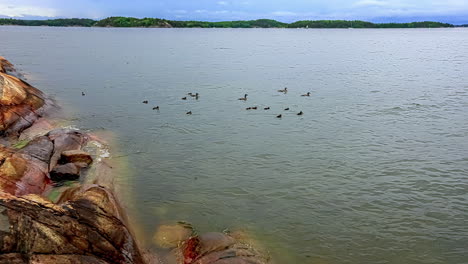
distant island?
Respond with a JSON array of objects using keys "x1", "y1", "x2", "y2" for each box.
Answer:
[{"x1": 0, "y1": 17, "x2": 460, "y2": 28}]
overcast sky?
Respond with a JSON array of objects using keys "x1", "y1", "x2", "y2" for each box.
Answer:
[{"x1": 1, "y1": 0, "x2": 467, "y2": 24}]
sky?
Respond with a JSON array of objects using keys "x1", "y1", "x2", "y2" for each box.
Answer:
[{"x1": 0, "y1": 0, "x2": 467, "y2": 24}]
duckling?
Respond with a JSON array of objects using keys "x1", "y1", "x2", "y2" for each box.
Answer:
[
  {"x1": 252, "y1": 106, "x2": 258, "y2": 110},
  {"x1": 182, "y1": 97, "x2": 187, "y2": 100},
  {"x1": 276, "y1": 114, "x2": 282, "y2": 118},
  {"x1": 153, "y1": 106, "x2": 159, "y2": 110},
  {"x1": 82, "y1": 92, "x2": 85, "y2": 96},
  {"x1": 278, "y1": 87, "x2": 288, "y2": 93},
  {"x1": 186, "y1": 111, "x2": 192, "y2": 115},
  {"x1": 264, "y1": 107, "x2": 270, "y2": 110},
  {"x1": 297, "y1": 111, "x2": 303, "y2": 116},
  {"x1": 142, "y1": 100, "x2": 148, "y2": 104},
  {"x1": 301, "y1": 92, "x2": 311, "y2": 97},
  {"x1": 238, "y1": 94, "x2": 248, "y2": 101},
  {"x1": 284, "y1": 107, "x2": 290, "y2": 111}
]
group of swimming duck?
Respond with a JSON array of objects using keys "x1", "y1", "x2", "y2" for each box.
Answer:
[
  {"x1": 142, "y1": 92, "x2": 198, "y2": 114},
  {"x1": 141, "y1": 87, "x2": 309, "y2": 117},
  {"x1": 239, "y1": 87, "x2": 309, "y2": 118}
]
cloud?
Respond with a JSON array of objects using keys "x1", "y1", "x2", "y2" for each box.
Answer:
[
  {"x1": 353, "y1": 0, "x2": 389, "y2": 7},
  {"x1": 0, "y1": 3, "x2": 58, "y2": 17},
  {"x1": 271, "y1": 11, "x2": 297, "y2": 16},
  {"x1": 1, "y1": 0, "x2": 468, "y2": 24}
]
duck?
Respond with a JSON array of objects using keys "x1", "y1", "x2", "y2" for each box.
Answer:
[
  {"x1": 188, "y1": 92, "x2": 193, "y2": 96},
  {"x1": 186, "y1": 111, "x2": 192, "y2": 115},
  {"x1": 182, "y1": 97, "x2": 187, "y2": 100},
  {"x1": 153, "y1": 106, "x2": 159, "y2": 110},
  {"x1": 278, "y1": 87, "x2": 288, "y2": 93},
  {"x1": 252, "y1": 106, "x2": 258, "y2": 110},
  {"x1": 142, "y1": 100, "x2": 148, "y2": 104},
  {"x1": 301, "y1": 92, "x2": 311, "y2": 97},
  {"x1": 195, "y1": 93, "x2": 199, "y2": 100},
  {"x1": 276, "y1": 114, "x2": 282, "y2": 118},
  {"x1": 246, "y1": 107, "x2": 252, "y2": 110},
  {"x1": 264, "y1": 107, "x2": 270, "y2": 110},
  {"x1": 190, "y1": 93, "x2": 198, "y2": 97},
  {"x1": 81, "y1": 92, "x2": 85, "y2": 96},
  {"x1": 238, "y1": 94, "x2": 248, "y2": 101},
  {"x1": 297, "y1": 111, "x2": 303, "y2": 116},
  {"x1": 284, "y1": 107, "x2": 290, "y2": 111}
]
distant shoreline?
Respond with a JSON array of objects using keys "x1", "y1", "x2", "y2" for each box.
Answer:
[{"x1": 1, "y1": 17, "x2": 466, "y2": 28}]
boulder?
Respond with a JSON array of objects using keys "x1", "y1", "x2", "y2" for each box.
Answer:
[
  {"x1": 47, "y1": 129, "x2": 88, "y2": 169},
  {"x1": 0, "y1": 186, "x2": 145, "y2": 264},
  {"x1": 49, "y1": 163, "x2": 80, "y2": 182},
  {"x1": 60, "y1": 149, "x2": 93, "y2": 166},
  {"x1": 0, "y1": 129, "x2": 88, "y2": 196},
  {"x1": 18, "y1": 136, "x2": 54, "y2": 163},
  {"x1": 0, "y1": 146, "x2": 49, "y2": 196},
  {"x1": 0, "y1": 72, "x2": 45, "y2": 137}
]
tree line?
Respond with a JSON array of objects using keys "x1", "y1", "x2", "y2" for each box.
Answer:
[{"x1": 0, "y1": 17, "x2": 455, "y2": 28}]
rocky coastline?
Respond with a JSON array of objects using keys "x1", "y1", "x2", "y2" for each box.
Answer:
[{"x1": 0, "y1": 57, "x2": 270, "y2": 264}]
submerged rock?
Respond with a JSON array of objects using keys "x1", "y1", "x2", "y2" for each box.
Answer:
[
  {"x1": 0, "y1": 186, "x2": 145, "y2": 264},
  {"x1": 179, "y1": 232, "x2": 269, "y2": 264},
  {"x1": 153, "y1": 223, "x2": 193, "y2": 249}
]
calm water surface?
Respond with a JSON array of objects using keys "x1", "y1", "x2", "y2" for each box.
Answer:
[{"x1": 1, "y1": 26, "x2": 468, "y2": 264}]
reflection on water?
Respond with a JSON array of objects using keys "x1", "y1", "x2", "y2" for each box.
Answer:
[{"x1": 1, "y1": 26, "x2": 468, "y2": 263}]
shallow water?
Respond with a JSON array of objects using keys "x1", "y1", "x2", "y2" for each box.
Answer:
[{"x1": 1, "y1": 26, "x2": 468, "y2": 263}]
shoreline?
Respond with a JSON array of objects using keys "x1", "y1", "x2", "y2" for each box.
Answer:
[
  {"x1": 0, "y1": 17, "x2": 459, "y2": 28},
  {"x1": 0, "y1": 56, "x2": 272, "y2": 264},
  {"x1": 0, "y1": 25, "x2": 464, "y2": 29}
]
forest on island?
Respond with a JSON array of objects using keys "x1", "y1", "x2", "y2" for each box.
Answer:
[{"x1": 0, "y1": 17, "x2": 456, "y2": 28}]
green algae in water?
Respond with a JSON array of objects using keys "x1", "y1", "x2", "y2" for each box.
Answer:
[{"x1": 46, "y1": 181, "x2": 79, "y2": 203}]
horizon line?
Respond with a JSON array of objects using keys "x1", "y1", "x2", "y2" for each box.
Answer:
[{"x1": 1, "y1": 16, "x2": 466, "y2": 26}]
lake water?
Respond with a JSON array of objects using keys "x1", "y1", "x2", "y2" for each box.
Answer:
[{"x1": 1, "y1": 26, "x2": 468, "y2": 264}]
